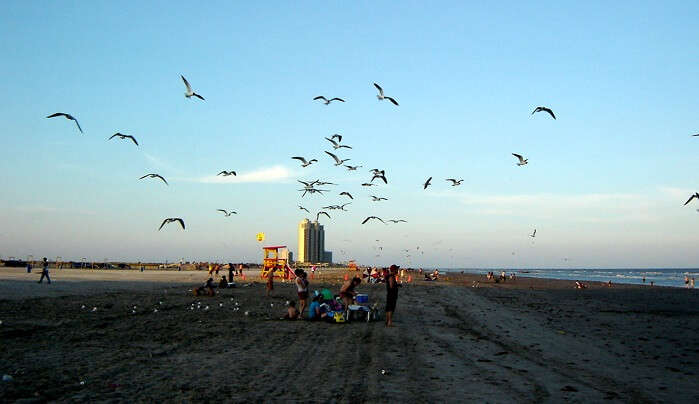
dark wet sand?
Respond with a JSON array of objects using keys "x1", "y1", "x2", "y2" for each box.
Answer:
[{"x1": 0, "y1": 268, "x2": 697, "y2": 402}]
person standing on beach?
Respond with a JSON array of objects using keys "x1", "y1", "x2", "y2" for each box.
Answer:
[
  {"x1": 38, "y1": 257, "x2": 51, "y2": 284},
  {"x1": 385, "y1": 265, "x2": 400, "y2": 327},
  {"x1": 228, "y1": 263, "x2": 234, "y2": 282},
  {"x1": 295, "y1": 270, "x2": 309, "y2": 318}
]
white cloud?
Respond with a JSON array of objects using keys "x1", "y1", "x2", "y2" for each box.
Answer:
[
  {"x1": 142, "y1": 152, "x2": 181, "y2": 174},
  {"x1": 198, "y1": 165, "x2": 296, "y2": 184}
]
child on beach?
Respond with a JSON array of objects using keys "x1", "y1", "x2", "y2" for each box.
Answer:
[
  {"x1": 283, "y1": 301, "x2": 299, "y2": 320},
  {"x1": 340, "y1": 276, "x2": 361, "y2": 308},
  {"x1": 295, "y1": 270, "x2": 309, "y2": 318}
]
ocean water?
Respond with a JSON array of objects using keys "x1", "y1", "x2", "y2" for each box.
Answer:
[{"x1": 448, "y1": 268, "x2": 699, "y2": 288}]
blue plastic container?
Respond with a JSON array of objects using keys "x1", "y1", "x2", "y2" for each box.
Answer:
[{"x1": 356, "y1": 294, "x2": 368, "y2": 304}]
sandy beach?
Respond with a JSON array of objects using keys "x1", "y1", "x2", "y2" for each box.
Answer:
[{"x1": 1, "y1": 267, "x2": 697, "y2": 402}]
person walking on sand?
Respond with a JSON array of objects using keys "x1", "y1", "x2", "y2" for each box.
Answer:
[
  {"x1": 295, "y1": 270, "x2": 309, "y2": 318},
  {"x1": 385, "y1": 265, "x2": 400, "y2": 327},
  {"x1": 38, "y1": 257, "x2": 51, "y2": 284}
]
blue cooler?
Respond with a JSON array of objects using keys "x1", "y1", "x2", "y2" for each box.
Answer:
[{"x1": 356, "y1": 294, "x2": 368, "y2": 304}]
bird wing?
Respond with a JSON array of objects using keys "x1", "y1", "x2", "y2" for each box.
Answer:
[
  {"x1": 338, "y1": 145, "x2": 352, "y2": 149},
  {"x1": 320, "y1": 212, "x2": 330, "y2": 219},
  {"x1": 158, "y1": 219, "x2": 168, "y2": 231},
  {"x1": 693, "y1": 134, "x2": 699, "y2": 136},
  {"x1": 544, "y1": 108, "x2": 556, "y2": 119},
  {"x1": 73, "y1": 118, "x2": 83, "y2": 133},
  {"x1": 46, "y1": 113, "x2": 66, "y2": 119},
  {"x1": 292, "y1": 157, "x2": 308, "y2": 164},
  {"x1": 386, "y1": 97, "x2": 399, "y2": 106},
  {"x1": 373, "y1": 83, "x2": 384, "y2": 96},
  {"x1": 139, "y1": 174, "x2": 149, "y2": 180},
  {"x1": 325, "y1": 137, "x2": 339, "y2": 147},
  {"x1": 531, "y1": 107, "x2": 540, "y2": 115},
  {"x1": 424, "y1": 177, "x2": 432, "y2": 189},
  {"x1": 193, "y1": 93, "x2": 205, "y2": 101},
  {"x1": 684, "y1": 194, "x2": 698, "y2": 205},
  {"x1": 126, "y1": 135, "x2": 139, "y2": 146},
  {"x1": 217, "y1": 209, "x2": 228, "y2": 214},
  {"x1": 108, "y1": 134, "x2": 120, "y2": 140},
  {"x1": 313, "y1": 96, "x2": 327, "y2": 101},
  {"x1": 446, "y1": 179, "x2": 456, "y2": 183},
  {"x1": 512, "y1": 153, "x2": 524, "y2": 163},
  {"x1": 325, "y1": 150, "x2": 340, "y2": 163},
  {"x1": 176, "y1": 218, "x2": 185, "y2": 230},
  {"x1": 155, "y1": 174, "x2": 168, "y2": 185},
  {"x1": 181, "y1": 75, "x2": 192, "y2": 92},
  {"x1": 332, "y1": 134, "x2": 342, "y2": 142},
  {"x1": 330, "y1": 98, "x2": 345, "y2": 102}
]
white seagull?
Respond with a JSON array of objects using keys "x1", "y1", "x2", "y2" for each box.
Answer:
[
  {"x1": 217, "y1": 209, "x2": 237, "y2": 216},
  {"x1": 446, "y1": 179, "x2": 463, "y2": 186},
  {"x1": 181, "y1": 75, "x2": 205, "y2": 100},
  {"x1": 292, "y1": 156, "x2": 318, "y2": 167},
  {"x1": 108, "y1": 133, "x2": 139, "y2": 146},
  {"x1": 159, "y1": 218, "x2": 185, "y2": 231},
  {"x1": 217, "y1": 171, "x2": 237, "y2": 176},
  {"x1": 531, "y1": 106, "x2": 555, "y2": 119},
  {"x1": 298, "y1": 205, "x2": 310, "y2": 213},
  {"x1": 325, "y1": 137, "x2": 352, "y2": 150},
  {"x1": 684, "y1": 192, "x2": 699, "y2": 206},
  {"x1": 362, "y1": 216, "x2": 386, "y2": 225},
  {"x1": 423, "y1": 177, "x2": 432, "y2": 189},
  {"x1": 512, "y1": 153, "x2": 528, "y2": 166},
  {"x1": 139, "y1": 173, "x2": 168, "y2": 185},
  {"x1": 325, "y1": 151, "x2": 350, "y2": 166},
  {"x1": 339, "y1": 191, "x2": 353, "y2": 199},
  {"x1": 373, "y1": 83, "x2": 399, "y2": 106},
  {"x1": 529, "y1": 229, "x2": 537, "y2": 238},
  {"x1": 371, "y1": 195, "x2": 388, "y2": 201},
  {"x1": 313, "y1": 96, "x2": 345, "y2": 105},
  {"x1": 344, "y1": 165, "x2": 362, "y2": 171},
  {"x1": 46, "y1": 112, "x2": 83, "y2": 133},
  {"x1": 316, "y1": 211, "x2": 331, "y2": 221}
]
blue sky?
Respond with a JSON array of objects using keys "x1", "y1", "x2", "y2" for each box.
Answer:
[{"x1": 1, "y1": 1, "x2": 697, "y2": 268}]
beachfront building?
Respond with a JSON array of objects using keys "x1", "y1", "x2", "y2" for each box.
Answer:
[{"x1": 297, "y1": 219, "x2": 331, "y2": 263}]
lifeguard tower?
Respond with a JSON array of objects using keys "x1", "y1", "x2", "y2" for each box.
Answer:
[{"x1": 261, "y1": 245, "x2": 290, "y2": 279}]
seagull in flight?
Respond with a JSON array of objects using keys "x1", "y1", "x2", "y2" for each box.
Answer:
[
  {"x1": 684, "y1": 192, "x2": 699, "y2": 206},
  {"x1": 325, "y1": 151, "x2": 350, "y2": 166},
  {"x1": 371, "y1": 173, "x2": 388, "y2": 184},
  {"x1": 325, "y1": 137, "x2": 352, "y2": 150},
  {"x1": 446, "y1": 179, "x2": 463, "y2": 186},
  {"x1": 371, "y1": 195, "x2": 388, "y2": 201},
  {"x1": 139, "y1": 173, "x2": 168, "y2": 185},
  {"x1": 217, "y1": 209, "x2": 237, "y2": 216},
  {"x1": 298, "y1": 205, "x2": 310, "y2": 213},
  {"x1": 373, "y1": 83, "x2": 399, "y2": 106},
  {"x1": 344, "y1": 165, "x2": 362, "y2": 171},
  {"x1": 313, "y1": 96, "x2": 345, "y2": 105},
  {"x1": 387, "y1": 219, "x2": 407, "y2": 223},
  {"x1": 338, "y1": 202, "x2": 352, "y2": 211},
  {"x1": 692, "y1": 134, "x2": 699, "y2": 137},
  {"x1": 370, "y1": 169, "x2": 385, "y2": 176},
  {"x1": 512, "y1": 153, "x2": 528, "y2": 166},
  {"x1": 299, "y1": 188, "x2": 328, "y2": 197},
  {"x1": 361, "y1": 183, "x2": 376, "y2": 187},
  {"x1": 529, "y1": 229, "x2": 537, "y2": 238},
  {"x1": 217, "y1": 171, "x2": 237, "y2": 176},
  {"x1": 531, "y1": 106, "x2": 555, "y2": 119},
  {"x1": 362, "y1": 216, "x2": 386, "y2": 225},
  {"x1": 108, "y1": 133, "x2": 139, "y2": 146},
  {"x1": 46, "y1": 113, "x2": 83, "y2": 133},
  {"x1": 159, "y1": 218, "x2": 185, "y2": 231},
  {"x1": 423, "y1": 177, "x2": 432, "y2": 189},
  {"x1": 316, "y1": 211, "x2": 331, "y2": 221},
  {"x1": 339, "y1": 191, "x2": 353, "y2": 199},
  {"x1": 292, "y1": 156, "x2": 317, "y2": 167},
  {"x1": 314, "y1": 180, "x2": 337, "y2": 186},
  {"x1": 181, "y1": 75, "x2": 205, "y2": 100}
]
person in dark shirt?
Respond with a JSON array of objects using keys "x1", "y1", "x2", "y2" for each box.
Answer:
[
  {"x1": 385, "y1": 264, "x2": 400, "y2": 327},
  {"x1": 38, "y1": 257, "x2": 51, "y2": 284}
]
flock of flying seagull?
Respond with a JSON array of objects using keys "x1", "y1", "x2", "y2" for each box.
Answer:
[{"x1": 44, "y1": 74, "x2": 699, "y2": 241}]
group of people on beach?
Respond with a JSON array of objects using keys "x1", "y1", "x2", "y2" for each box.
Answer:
[{"x1": 277, "y1": 265, "x2": 401, "y2": 327}]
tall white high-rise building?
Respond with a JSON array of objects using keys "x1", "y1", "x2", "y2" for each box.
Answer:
[{"x1": 297, "y1": 219, "x2": 330, "y2": 263}]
